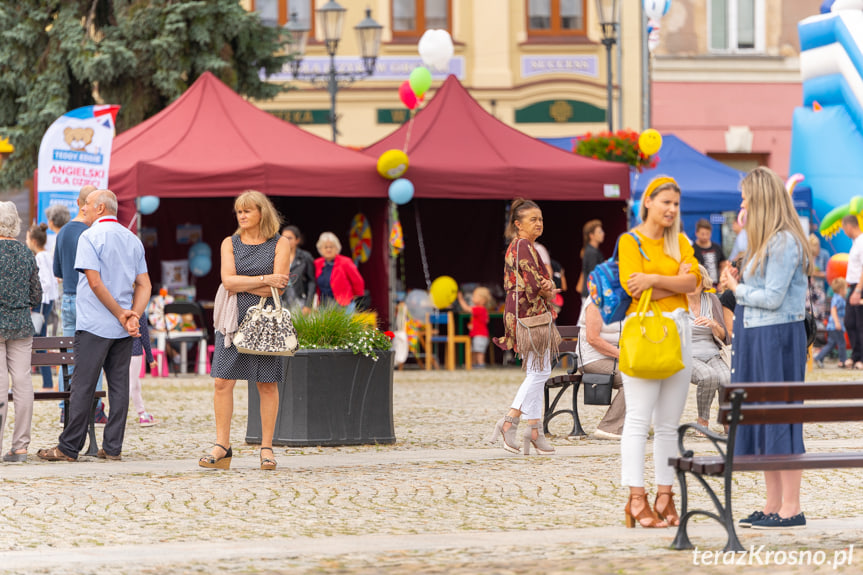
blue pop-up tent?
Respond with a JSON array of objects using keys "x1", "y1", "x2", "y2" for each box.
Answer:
[{"x1": 540, "y1": 133, "x2": 812, "y2": 242}]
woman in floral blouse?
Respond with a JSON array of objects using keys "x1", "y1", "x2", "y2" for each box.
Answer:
[
  {"x1": 0, "y1": 201, "x2": 42, "y2": 462},
  {"x1": 489, "y1": 198, "x2": 558, "y2": 455}
]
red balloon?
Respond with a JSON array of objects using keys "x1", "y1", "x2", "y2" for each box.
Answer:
[
  {"x1": 399, "y1": 81, "x2": 418, "y2": 110},
  {"x1": 826, "y1": 253, "x2": 849, "y2": 285}
]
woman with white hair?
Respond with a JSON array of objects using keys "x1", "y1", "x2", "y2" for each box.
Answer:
[
  {"x1": 0, "y1": 201, "x2": 42, "y2": 462},
  {"x1": 314, "y1": 231, "x2": 365, "y2": 309}
]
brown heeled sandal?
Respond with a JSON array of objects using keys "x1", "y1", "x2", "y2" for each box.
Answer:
[
  {"x1": 654, "y1": 491, "x2": 680, "y2": 526},
  {"x1": 260, "y1": 447, "x2": 277, "y2": 471},
  {"x1": 199, "y1": 443, "x2": 232, "y2": 469},
  {"x1": 625, "y1": 493, "x2": 668, "y2": 528}
]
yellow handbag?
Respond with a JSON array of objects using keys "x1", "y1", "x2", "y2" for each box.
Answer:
[{"x1": 619, "y1": 288, "x2": 684, "y2": 380}]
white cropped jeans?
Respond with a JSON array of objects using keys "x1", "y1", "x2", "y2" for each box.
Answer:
[
  {"x1": 620, "y1": 311, "x2": 692, "y2": 487},
  {"x1": 510, "y1": 351, "x2": 551, "y2": 420}
]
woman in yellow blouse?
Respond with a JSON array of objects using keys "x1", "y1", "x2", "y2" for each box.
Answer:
[{"x1": 619, "y1": 176, "x2": 700, "y2": 528}]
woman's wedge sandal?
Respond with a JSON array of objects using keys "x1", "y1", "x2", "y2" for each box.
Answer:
[
  {"x1": 260, "y1": 447, "x2": 277, "y2": 471},
  {"x1": 199, "y1": 444, "x2": 232, "y2": 469}
]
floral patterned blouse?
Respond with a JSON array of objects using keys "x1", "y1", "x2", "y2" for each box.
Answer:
[
  {"x1": 494, "y1": 238, "x2": 553, "y2": 352},
  {"x1": 0, "y1": 239, "x2": 42, "y2": 340}
]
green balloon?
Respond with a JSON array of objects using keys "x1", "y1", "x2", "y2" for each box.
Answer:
[{"x1": 409, "y1": 67, "x2": 433, "y2": 98}]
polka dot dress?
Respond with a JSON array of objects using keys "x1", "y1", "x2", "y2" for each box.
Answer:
[{"x1": 212, "y1": 235, "x2": 283, "y2": 383}]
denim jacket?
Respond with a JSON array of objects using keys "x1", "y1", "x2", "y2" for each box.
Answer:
[{"x1": 735, "y1": 231, "x2": 807, "y2": 328}]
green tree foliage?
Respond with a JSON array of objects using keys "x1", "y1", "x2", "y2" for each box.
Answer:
[{"x1": 0, "y1": 0, "x2": 289, "y2": 188}]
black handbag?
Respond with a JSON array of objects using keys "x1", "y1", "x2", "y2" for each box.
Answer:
[
  {"x1": 578, "y1": 332, "x2": 615, "y2": 406},
  {"x1": 805, "y1": 280, "x2": 818, "y2": 348}
]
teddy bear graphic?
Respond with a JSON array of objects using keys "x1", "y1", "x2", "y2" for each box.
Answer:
[{"x1": 63, "y1": 127, "x2": 100, "y2": 154}]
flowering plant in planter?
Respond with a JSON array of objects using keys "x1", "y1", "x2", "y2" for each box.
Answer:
[
  {"x1": 292, "y1": 304, "x2": 393, "y2": 360},
  {"x1": 575, "y1": 129, "x2": 659, "y2": 172}
]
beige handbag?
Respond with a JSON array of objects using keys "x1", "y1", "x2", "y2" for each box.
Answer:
[
  {"x1": 233, "y1": 287, "x2": 299, "y2": 356},
  {"x1": 514, "y1": 240, "x2": 561, "y2": 370}
]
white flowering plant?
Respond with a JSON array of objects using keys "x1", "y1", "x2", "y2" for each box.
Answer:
[{"x1": 292, "y1": 304, "x2": 393, "y2": 360}]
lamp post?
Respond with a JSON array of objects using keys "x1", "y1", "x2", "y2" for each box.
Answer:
[
  {"x1": 595, "y1": 0, "x2": 620, "y2": 132},
  {"x1": 285, "y1": 2, "x2": 382, "y2": 143}
]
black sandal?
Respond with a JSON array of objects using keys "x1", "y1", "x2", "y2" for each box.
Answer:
[
  {"x1": 260, "y1": 447, "x2": 277, "y2": 471},
  {"x1": 199, "y1": 443, "x2": 232, "y2": 469}
]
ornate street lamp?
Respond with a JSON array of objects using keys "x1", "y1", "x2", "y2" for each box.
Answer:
[
  {"x1": 595, "y1": 0, "x2": 620, "y2": 132},
  {"x1": 285, "y1": 2, "x2": 382, "y2": 143}
]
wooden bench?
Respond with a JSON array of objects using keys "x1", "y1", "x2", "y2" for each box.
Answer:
[
  {"x1": 668, "y1": 381, "x2": 863, "y2": 552},
  {"x1": 543, "y1": 326, "x2": 585, "y2": 437},
  {"x1": 7, "y1": 336, "x2": 106, "y2": 457}
]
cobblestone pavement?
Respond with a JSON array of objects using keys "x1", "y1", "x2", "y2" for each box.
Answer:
[{"x1": 0, "y1": 362, "x2": 861, "y2": 574}]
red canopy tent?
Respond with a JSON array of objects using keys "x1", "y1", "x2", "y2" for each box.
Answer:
[
  {"x1": 365, "y1": 76, "x2": 631, "y2": 325},
  {"x1": 108, "y1": 72, "x2": 390, "y2": 319},
  {"x1": 364, "y1": 75, "x2": 630, "y2": 200}
]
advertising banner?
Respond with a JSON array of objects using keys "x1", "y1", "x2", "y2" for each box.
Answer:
[{"x1": 36, "y1": 105, "x2": 120, "y2": 224}]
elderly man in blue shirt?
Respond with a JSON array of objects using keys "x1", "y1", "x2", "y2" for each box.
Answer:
[{"x1": 38, "y1": 189, "x2": 151, "y2": 461}]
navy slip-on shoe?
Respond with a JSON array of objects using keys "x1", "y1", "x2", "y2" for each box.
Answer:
[
  {"x1": 738, "y1": 510, "x2": 768, "y2": 528},
  {"x1": 751, "y1": 512, "x2": 806, "y2": 530}
]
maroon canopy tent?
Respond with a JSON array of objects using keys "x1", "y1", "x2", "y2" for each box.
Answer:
[
  {"x1": 365, "y1": 76, "x2": 630, "y2": 325},
  {"x1": 364, "y1": 75, "x2": 630, "y2": 200},
  {"x1": 108, "y1": 72, "x2": 389, "y2": 319}
]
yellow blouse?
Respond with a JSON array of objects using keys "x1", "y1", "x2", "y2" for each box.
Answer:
[{"x1": 618, "y1": 230, "x2": 701, "y2": 315}]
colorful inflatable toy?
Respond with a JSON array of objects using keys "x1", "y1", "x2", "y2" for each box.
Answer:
[{"x1": 819, "y1": 196, "x2": 863, "y2": 239}]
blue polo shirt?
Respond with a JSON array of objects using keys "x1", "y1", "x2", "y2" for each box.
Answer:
[
  {"x1": 75, "y1": 216, "x2": 148, "y2": 339},
  {"x1": 53, "y1": 220, "x2": 89, "y2": 294}
]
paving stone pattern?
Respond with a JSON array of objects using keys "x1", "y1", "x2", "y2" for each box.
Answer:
[{"x1": 0, "y1": 365, "x2": 861, "y2": 574}]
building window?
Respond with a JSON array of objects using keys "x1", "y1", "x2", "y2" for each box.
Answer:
[
  {"x1": 393, "y1": 0, "x2": 452, "y2": 37},
  {"x1": 527, "y1": 0, "x2": 586, "y2": 37},
  {"x1": 709, "y1": 0, "x2": 764, "y2": 53},
  {"x1": 251, "y1": 0, "x2": 312, "y2": 29}
]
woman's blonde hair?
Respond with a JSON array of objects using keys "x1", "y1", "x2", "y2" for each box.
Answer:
[
  {"x1": 741, "y1": 167, "x2": 813, "y2": 276},
  {"x1": 234, "y1": 190, "x2": 282, "y2": 239},
  {"x1": 639, "y1": 175, "x2": 682, "y2": 261},
  {"x1": 696, "y1": 264, "x2": 713, "y2": 291}
]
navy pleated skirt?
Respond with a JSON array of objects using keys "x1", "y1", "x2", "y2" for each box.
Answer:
[{"x1": 731, "y1": 306, "x2": 806, "y2": 456}]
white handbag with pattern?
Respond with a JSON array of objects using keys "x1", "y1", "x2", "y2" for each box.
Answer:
[{"x1": 233, "y1": 287, "x2": 299, "y2": 356}]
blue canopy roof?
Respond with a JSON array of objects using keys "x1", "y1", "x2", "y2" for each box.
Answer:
[{"x1": 539, "y1": 133, "x2": 811, "y2": 213}]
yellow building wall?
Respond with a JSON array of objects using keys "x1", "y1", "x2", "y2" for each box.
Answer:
[{"x1": 246, "y1": 0, "x2": 647, "y2": 147}]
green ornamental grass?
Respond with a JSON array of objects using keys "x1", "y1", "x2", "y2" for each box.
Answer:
[{"x1": 291, "y1": 304, "x2": 392, "y2": 360}]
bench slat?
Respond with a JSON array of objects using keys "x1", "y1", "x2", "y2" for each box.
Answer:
[
  {"x1": 720, "y1": 381, "x2": 863, "y2": 402},
  {"x1": 671, "y1": 451, "x2": 863, "y2": 475},
  {"x1": 557, "y1": 326, "x2": 579, "y2": 339},
  {"x1": 30, "y1": 352, "x2": 76, "y2": 367},
  {"x1": 8, "y1": 390, "x2": 106, "y2": 402},
  {"x1": 718, "y1": 403, "x2": 863, "y2": 425},
  {"x1": 31, "y1": 336, "x2": 75, "y2": 351}
]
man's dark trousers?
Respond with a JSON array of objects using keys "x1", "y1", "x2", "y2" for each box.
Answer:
[{"x1": 59, "y1": 331, "x2": 132, "y2": 458}]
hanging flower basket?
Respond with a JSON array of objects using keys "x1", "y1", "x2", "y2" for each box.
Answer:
[{"x1": 574, "y1": 129, "x2": 659, "y2": 172}]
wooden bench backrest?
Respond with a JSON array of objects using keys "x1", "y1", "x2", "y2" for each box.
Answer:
[
  {"x1": 557, "y1": 325, "x2": 579, "y2": 354},
  {"x1": 718, "y1": 381, "x2": 863, "y2": 426},
  {"x1": 30, "y1": 336, "x2": 75, "y2": 368}
]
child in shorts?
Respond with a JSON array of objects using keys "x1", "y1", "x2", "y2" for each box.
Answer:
[{"x1": 458, "y1": 287, "x2": 492, "y2": 368}]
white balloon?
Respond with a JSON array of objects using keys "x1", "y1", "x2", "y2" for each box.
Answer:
[
  {"x1": 418, "y1": 29, "x2": 454, "y2": 72},
  {"x1": 644, "y1": 0, "x2": 670, "y2": 21}
]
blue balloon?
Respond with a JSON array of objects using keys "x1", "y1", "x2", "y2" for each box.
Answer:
[
  {"x1": 137, "y1": 196, "x2": 160, "y2": 215},
  {"x1": 388, "y1": 178, "x2": 415, "y2": 205},
  {"x1": 189, "y1": 255, "x2": 212, "y2": 277},
  {"x1": 189, "y1": 241, "x2": 211, "y2": 259}
]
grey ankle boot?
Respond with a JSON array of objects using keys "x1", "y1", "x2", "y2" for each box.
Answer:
[
  {"x1": 488, "y1": 415, "x2": 521, "y2": 453},
  {"x1": 523, "y1": 421, "x2": 555, "y2": 455}
]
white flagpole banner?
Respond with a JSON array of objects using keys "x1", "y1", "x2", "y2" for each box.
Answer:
[{"x1": 36, "y1": 105, "x2": 120, "y2": 224}]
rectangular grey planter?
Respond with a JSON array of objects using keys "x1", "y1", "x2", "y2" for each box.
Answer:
[{"x1": 246, "y1": 349, "x2": 395, "y2": 446}]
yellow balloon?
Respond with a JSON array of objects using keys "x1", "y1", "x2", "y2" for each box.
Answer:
[
  {"x1": 638, "y1": 129, "x2": 663, "y2": 156},
  {"x1": 430, "y1": 276, "x2": 458, "y2": 309},
  {"x1": 376, "y1": 149, "x2": 409, "y2": 180}
]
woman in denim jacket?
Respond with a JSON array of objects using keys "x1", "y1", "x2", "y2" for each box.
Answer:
[{"x1": 721, "y1": 167, "x2": 812, "y2": 530}]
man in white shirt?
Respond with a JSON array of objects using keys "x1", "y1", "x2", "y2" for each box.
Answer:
[{"x1": 842, "y1": 215, "x2": 863, "y2": 368}]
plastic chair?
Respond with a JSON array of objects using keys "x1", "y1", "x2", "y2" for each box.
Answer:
[
  {"x1": 163, "y1": 302, "x2": 209, "y2": 375},
  {"x1": 139, "y1": 349, "x2": 169, "y2": 378}
]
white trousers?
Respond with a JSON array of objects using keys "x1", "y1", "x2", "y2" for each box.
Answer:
[
  {"x1": 129, "y1": 355, "x2": 146, "y2": 415},
  {"x1": 620, "y1": 313, "x2": 692, "y2": 487},
  {"x1": 510, "y1": 351, "x2": 551, "y2": 420}
]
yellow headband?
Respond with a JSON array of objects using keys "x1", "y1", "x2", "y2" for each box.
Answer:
[{"x1": 643, "y1": 176, "x2": 679, "y2": 200}]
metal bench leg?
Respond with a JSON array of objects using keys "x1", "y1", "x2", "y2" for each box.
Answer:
[
  {"x1": 543, "y1": 387, "x2": 552, "y2": 435},
  {"x1": 84, "y1": 397, "x2": 100, "y2": 457},
  {"x1": 569, "y1": 382, "x2": 586, "y2": 437},
  {"x1": 672, "y1": 471, "x2": 695, "y2": 550}
]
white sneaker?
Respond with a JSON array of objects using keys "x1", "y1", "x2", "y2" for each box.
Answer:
[{"x1": 592, "y1": 429, "x2": 622, "y2": 440}]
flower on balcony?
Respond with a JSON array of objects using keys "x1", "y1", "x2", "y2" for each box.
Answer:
[{"x1": 574, "y1": 129, "x2": 659, "y2": 172}]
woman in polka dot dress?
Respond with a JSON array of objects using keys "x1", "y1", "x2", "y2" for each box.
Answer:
[{"x1": 199, "y1": 190, "x2": 292, "y2": 471}]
